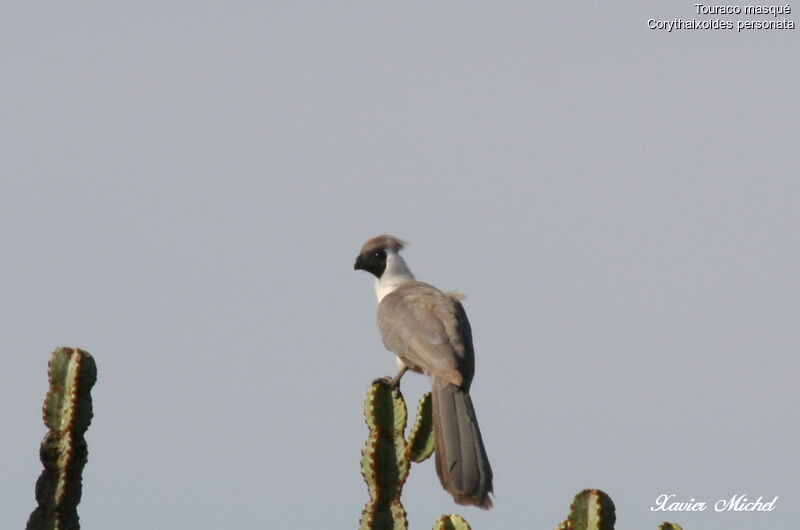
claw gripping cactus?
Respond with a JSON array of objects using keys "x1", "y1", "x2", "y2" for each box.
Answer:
[
  {"x1": 359, "y1": 380, "x2": 437, "y2": 530},
  {"x1": 26, "y1": 347, "x2": 97, "y2": 530}
]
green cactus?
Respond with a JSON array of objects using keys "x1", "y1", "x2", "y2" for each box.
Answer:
[
  {"x1": 555, "y1": 489, "x2": 616, "y2": 530},
  {"x1": 26, "y1": 347, "x2": 97, "y2": 530},
  {"x1": 407, "y1": 392, "x2": 434, "y2": 463},
  {"x1": 432, "y1": 514, "x2": 472, "y2": 530},
  {"x1": 554, "y1": 489, "x2": 683, "y2": 530},
  {"x1": 359, "y1": 380, "x2": 444, "y2": 530},
  {"x1": 358, "y1": 385, "x2": 687, "y2": 530}
]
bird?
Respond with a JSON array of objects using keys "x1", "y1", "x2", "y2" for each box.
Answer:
[{"x1": 354, "y1": 235, "x2": 494, "y2": 509}]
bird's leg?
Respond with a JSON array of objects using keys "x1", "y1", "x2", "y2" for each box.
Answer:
[
  {"x1": 372, "y1": 366, "x2": 409, "y2": 389},
  {"x1": 388, "y1": 366, "x2": 409, "y2": 388}
]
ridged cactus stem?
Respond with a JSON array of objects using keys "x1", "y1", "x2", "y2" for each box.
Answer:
[
  {"x1": 359, "y1": 380, "x2": 438, "y2": 530},
  {"x1": 432, "y1": 514, "x2": 472, "y2": 530},
  {"x1": 555, "y1": 489, "x2": 683, "y2": 530},
  {"x1": 26, "y1": 347, "x2": 97, "y2": 530},
  {"x1": 555, "y1": 489, "x2": 616, "y2": 530}
]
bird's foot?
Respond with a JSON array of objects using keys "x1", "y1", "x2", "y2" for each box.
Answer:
[{"x1": 372, "y1": 375, "x2": 400, "y2": 389}]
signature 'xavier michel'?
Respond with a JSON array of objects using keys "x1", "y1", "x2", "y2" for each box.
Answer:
[{"x1": 354, "y1": 235, "x2": 494, "y2": 509}]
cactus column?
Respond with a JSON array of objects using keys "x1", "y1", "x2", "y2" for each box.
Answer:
[
  {"x1": 27, "y1": 347, "x2": 97, "y2": 530},
  {"x1": 359, "y1": 379, "x2": 436, "y2": 530},
  {"x1": 554, "y1": 489, "x2": 683, "y2": 530}
]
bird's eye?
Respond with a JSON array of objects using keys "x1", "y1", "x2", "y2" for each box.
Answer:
[{"x1": 373, "y1": 251, "x2": 382, "y2": 258}]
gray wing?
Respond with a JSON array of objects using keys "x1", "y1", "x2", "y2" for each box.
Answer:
[{"x1": 377, "y1": 282, "x2": 474, "y2": 388}]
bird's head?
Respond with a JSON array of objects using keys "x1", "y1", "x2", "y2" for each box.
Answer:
[{"x1": 354, "y1": 235, "x2": 407, "y2": 279}]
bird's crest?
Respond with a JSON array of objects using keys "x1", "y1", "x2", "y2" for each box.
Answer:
[{"x1": 360, "y1": 235, "x2": 407, "y2": 255}]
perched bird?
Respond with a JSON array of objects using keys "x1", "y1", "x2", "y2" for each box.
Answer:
[{"x1": 354, "y1": 235, "x2": 493, "y2": 509}]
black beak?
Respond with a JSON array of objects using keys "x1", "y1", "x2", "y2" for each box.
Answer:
[{"x1": 354, "y1": 254, "x2": 365, "y2": 271}]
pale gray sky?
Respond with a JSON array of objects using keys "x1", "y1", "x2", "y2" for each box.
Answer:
[{"x1": 2, "y1": 3, "x2": 798, "y2": 529}]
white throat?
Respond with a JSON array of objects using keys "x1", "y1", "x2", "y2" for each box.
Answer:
[{"x1": 375, "y1": 251, "x2": 415, "y2": 301}]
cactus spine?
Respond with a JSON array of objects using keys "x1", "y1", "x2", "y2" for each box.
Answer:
[{"x1": 26, "y1": 347, "x2": 97, "y2": 530}]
